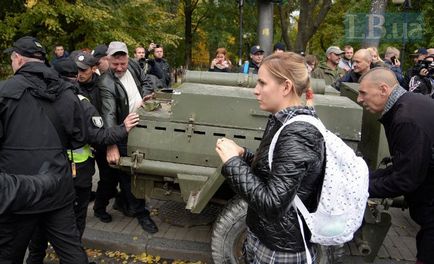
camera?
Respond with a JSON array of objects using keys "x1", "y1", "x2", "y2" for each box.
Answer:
[{"x1": 415, "y1": 59, "x2": 434, "y2": 76}]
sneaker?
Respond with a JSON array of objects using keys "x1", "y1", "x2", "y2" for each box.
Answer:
[
  {"x1": 94, "y1": 211, "x2": 112, "y2": 223},
  {"x1": 138, "y1": 216, "x2": 158, "y2": 234}
]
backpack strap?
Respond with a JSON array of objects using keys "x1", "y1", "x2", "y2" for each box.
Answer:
[
  {"x1": 294, "y1": 196, "x2": 313, "y2": 264},
  {"x1": 268, "y1": 114, "x2": 325, "y2": 169}
]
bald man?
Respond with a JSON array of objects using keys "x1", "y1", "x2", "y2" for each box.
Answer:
[
  {"x1": 335, "y1": 49, "x2": 372, "y2": 90},
  {"x1": 358, "y1": 68, "x2": 434, "y2": 264}
]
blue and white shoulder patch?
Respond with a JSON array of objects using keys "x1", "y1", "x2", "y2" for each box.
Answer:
[{"x1": 92, "y1": 116, "x2": 104, "y2": 128}]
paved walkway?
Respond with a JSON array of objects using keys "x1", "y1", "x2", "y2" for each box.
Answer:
[{"x1": 83, "y1": 199, "x2": 418, "y2": 264}]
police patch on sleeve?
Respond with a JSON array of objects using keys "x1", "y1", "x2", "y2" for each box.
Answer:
[{"x1": 92, "y1": 116, "x2": 104, "y2": 128}]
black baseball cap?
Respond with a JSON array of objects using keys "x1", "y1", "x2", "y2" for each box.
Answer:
[
  {"x1": 410, "y1": 48, "x2": 428, "y2": 56},
  {"x1": 4, "y1": 36, "x2": 47, "y2": 61},
  {"x1": 273, "y1": 42, "x2": 286, "y2": 51},
  {"x1": 53, "y1": 58, "x2": 78, "y2": 78},
  {"x1": 250, "y1": 45, "x2": 264, "y2": 55},
  {"x1": 92, "y1": 44, "x2": 108, "y2": 60},
  {"x1": 74, "y1": 51, "x2": 97, "y2": 70}
]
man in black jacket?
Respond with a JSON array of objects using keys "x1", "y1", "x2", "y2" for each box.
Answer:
[
  {"x1": 74, "y1": 51, "x2": 118, "y2": 224},
  {"x1": 72, "y1": 51, "x2": 118, "y2": 224},
  {"x1": 97, "y1": 41, "x2": 158, "y2": 234},
  {"x1": 335, "y1": 49, "x2": 372, "y2": 90},
  {"x1": 27, "y1": 57, "x2": 140, "y2": 264},
  {"x1": 358, "y1": 68, "x2": 434, "y2": 264},
  {"x1": 145, "y1": 43, "x2": 172, "y2": 88},
  {"x1": 0, "y1": 36, "x2": 88, "y2": 263}
]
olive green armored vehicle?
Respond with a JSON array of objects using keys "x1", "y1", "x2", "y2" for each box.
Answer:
[{"x1": 117, "y1": 71, "x2": 392, "y2": 263}]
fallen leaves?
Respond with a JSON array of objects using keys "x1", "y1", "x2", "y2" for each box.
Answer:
[{"x1": 48, "y1": 247, "x2": 205, "y2": 263}]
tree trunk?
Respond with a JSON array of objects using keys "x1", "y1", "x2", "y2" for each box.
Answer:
[
  {"x1": 277, "y1": 2, "x2": 292, "y2": 51},
  {"x1": 295, "y1": 0, "x2": 332, "y2": 53},
  {"x1": 279, "y1": 0, "x2": 332, "y2": 53},
  {"x1": 362, "y1": 0, "x2": 387, "y2": 48}
]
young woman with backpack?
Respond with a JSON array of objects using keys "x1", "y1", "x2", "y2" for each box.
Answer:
[{"x1": 215, "y1": 52, "x2": 324, "y2": 263}]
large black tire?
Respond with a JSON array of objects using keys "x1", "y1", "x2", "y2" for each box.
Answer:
[{"x1": 211, "y1": 197, "x2": 248, "y2": 264}]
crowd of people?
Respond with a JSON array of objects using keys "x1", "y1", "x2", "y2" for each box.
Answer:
[
  {"x1": 0, "y1": 37, "x2": 168, "y2": 264},
  {"x1": 210, "y1": 42, "x2": 434, "y2": 99},
  {"x1": 1, "y1": 35, "x2": 434, "y2": 264}
]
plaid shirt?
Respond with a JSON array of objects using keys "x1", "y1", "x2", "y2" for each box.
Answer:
[{"x1": 244, "y1": 229, "x2": 317, "y2": 264}]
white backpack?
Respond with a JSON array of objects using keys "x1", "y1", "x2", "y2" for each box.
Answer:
[{"x1": 268, "y1": 115, "x2": 369, "y2": 264}]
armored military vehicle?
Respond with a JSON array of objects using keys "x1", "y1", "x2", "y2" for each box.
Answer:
[{"x1": 117, "y1": 71, "x2": 368, "y2": 263}]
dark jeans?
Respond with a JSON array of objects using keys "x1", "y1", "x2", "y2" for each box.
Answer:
[
  {"x1": 27, "y1": 186, "x2": 91, "y2": 264},
  {"x1": 0, "y1": 204, "x2": 88, "y2": 264}
]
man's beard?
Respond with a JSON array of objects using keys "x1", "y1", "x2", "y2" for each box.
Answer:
[{"x1": 114, "y1": 71, "x2": 126, "y2": 78}]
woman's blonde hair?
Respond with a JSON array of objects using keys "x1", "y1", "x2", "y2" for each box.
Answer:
[
  {"x1": 367, "y1": 47, "x2": 384, "y2": 62},
  {"x1": 261, "y1": 52, "x2": 312, "y2": 104},
  {"x1": 215, "y1": 47, "x2": 227, "y2": 56}
]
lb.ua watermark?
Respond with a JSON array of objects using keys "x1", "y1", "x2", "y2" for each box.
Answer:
[{"x1": 344, "y1": 13, "x2": 423, "y2": 42}]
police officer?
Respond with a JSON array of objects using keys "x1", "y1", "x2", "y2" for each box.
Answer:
[
  {"x1": 0, "y1": 36, "x2": 88, "y2": 263},
  {"x1": 72, "y1": 52, "x2": 119, "y2": 223},
  {"x1": 26, "y1": 57, "x2": 140, "y2": 263},
  {"x1": 75, "y1": 51, "x2": 103, "y2": 112}
]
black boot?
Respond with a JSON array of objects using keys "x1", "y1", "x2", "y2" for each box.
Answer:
[{"x1": 138, "y1": 215, "x2": 158, "y2": 234}]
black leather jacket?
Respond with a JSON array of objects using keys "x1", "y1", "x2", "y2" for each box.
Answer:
[
  {"x1": 222, "y1": 110, "x2": 325, "y2": 252},
  {"x1": 98, "y1": 59, "x2": 154, "y2": 128}
]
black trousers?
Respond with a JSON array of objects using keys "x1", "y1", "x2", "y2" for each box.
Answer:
[
  {"x1": 93, "y1": 148, "x2": 119, "y2": 213},
  {"x1": 74, "y1": 186, "x2": 92, "y2": 238},
  {"x1": 26, "y1": 186, "x2": 91, "y2": 264},
  {"x1": 93, "y1": 146, "x2": 148, "y2": 217},
  {"x1": 409, "y1": 203, "x2": 434, "y2": 263},
  {"x1": 0, "y1": 204, "x2": 88, "y2": 264},
  {"x1": 115, "y1": 169, "x2": 149, "y2": 218},
  {"x1": 414, "y1": 217, "x2": 434, "y2": 263}
]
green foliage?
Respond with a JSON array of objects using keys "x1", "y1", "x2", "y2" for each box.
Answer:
[
  {"x1": 1, "y1": 0, "x2": 432, "y2": 73},
  {"x1": 0, "y1": 0, "x2": 180, "y2": 63},
  {"x1": 308, "y1": 0, "x2": 363, "y2": 59},
  {"x1": 201, "y1": 0, "x2": 258, "y2": 65},
  {"x1": 308, "y1": 0, "x2": 433, "y2": 68}
]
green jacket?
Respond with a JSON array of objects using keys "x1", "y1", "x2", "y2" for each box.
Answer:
[{"x1": 311, "y1": 62, "x2": 345, "y2": 86}]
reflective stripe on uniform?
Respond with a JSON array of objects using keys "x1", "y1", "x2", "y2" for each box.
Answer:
[{"x1": 67, "y1": 144, "x2": 93, "y2": 163}]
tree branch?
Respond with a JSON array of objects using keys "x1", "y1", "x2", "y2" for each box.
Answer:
[
  {"x1": 313, "y1": 0, "x2": 332, "y2": 30},
  {"x1": 278, "y1": 2, "x2": 293, "y2": 51}
]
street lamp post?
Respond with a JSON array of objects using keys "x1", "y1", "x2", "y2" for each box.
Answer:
[
  {"x1": 257, "y1": 0, "x2": 274, "y2": 55},
  {"x1": 238, "y1": 0, "x2": 244, "y2": 66},
  {"x1": 400, "y1": 0, "x2": 411, "y2": 63}
]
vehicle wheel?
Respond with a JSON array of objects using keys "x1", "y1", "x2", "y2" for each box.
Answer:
[{"x1": 211, "y1": 196, "x2": 248, "y2": 264}]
